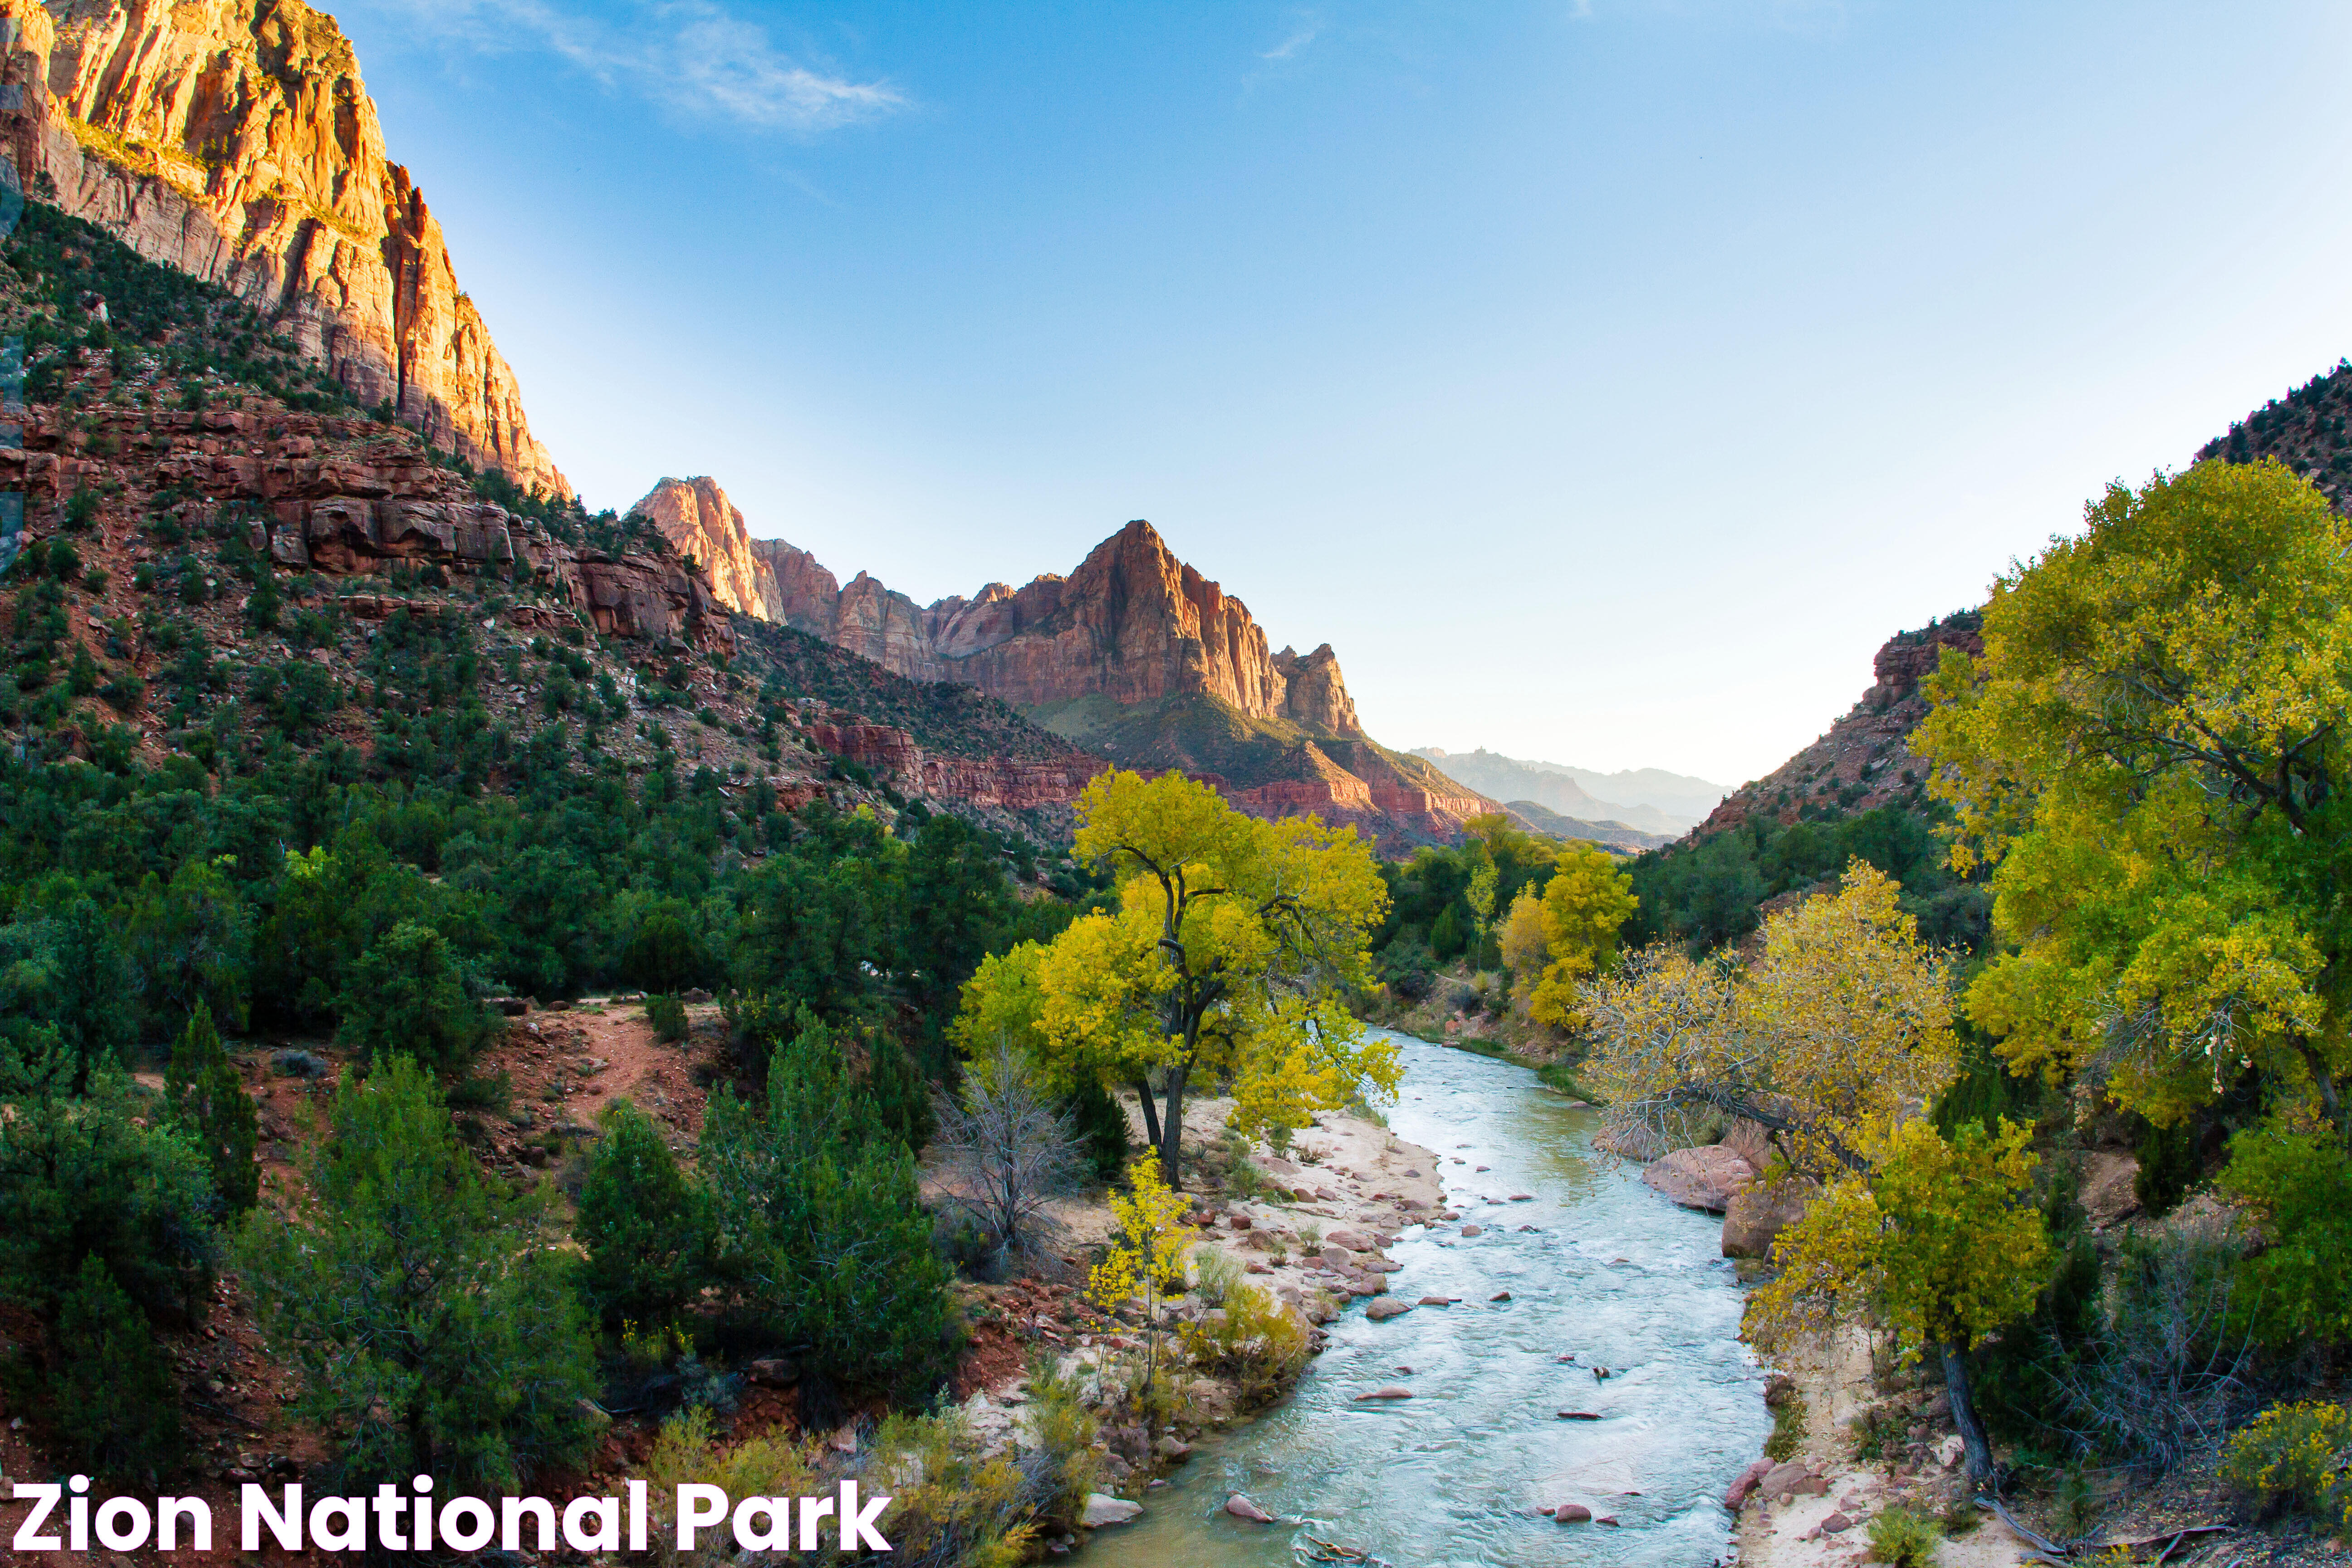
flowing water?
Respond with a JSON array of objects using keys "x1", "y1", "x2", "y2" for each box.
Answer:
[{"x1": 1081, "y1": 1029, "x2": 1769, "y2": 1568}]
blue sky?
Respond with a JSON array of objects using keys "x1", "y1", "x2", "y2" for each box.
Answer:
[{"x1": 333, "y1": 0, "x2": 2352, "y2": 784}]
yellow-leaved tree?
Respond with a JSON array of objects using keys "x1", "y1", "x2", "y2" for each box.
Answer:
[
  {"x1": 1583, "y1": 862, "x2": 1956, "y2": 1177},
  {"x1": 1585, "y1": 863, "x2": 2043, "y2": 1480},
  {"x1": 1516, "y1": 844, "x2": 1638, "y2": 1029},
  {"x1": 953, "y1": 771, "x2": 1397, "y2": 1188},
  {"x1": 1747, "y1": 1118, "x2": 2048, "y2": 1480},
  {"x1": 1087, "y1": 1156, "x2": 1191, "y2": 1403},
  {"x1": 1915, "y1": 458, "x2": 2352, "y2": 1128}
]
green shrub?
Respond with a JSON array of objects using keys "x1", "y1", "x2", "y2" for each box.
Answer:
[
  {"x1": 1865, "y1": 1505, "x2": 1940, "y2": 1567},
  {"x1": 1063, "y1": 1076, "x2": 1130, "y2": 1180},
  {"x1": 1179, "y1": 1281, "x2": 1310, "y2": 1411},
  {"x1": 1765, "y1": 1390, "x2": 1809, "y2": 1462},
  {"x1": 866, "y1": 1029, "x2": 934, "y2": 1149},
  {"x1": 575, "y1": 1099, "x2": 715, "y2": 1326},
  {"x1": 2220, "y1": 1122, "x2": 2352, "y2": 1348},
  {"x1": 647, "y1": 991, "x2": 688, "y2": 1042},
  {"x1": 236, "y1": 1056, "x2": 598, "y2": 1489},
  {"x1": 43, "y1": 1255, "x2": 181, "y2": 1479},
  {"x1": 165, "y1": 1001, "x2": 258, "y2": 1212},
  {"x1": 0, "y1": 1077, "x2": 219, "y2": 1323},
  {"x1": 2221, "y1": 1402, "x2": 2352, "y2": 1524},
  {"x1": 700, "y1": 1025, "x2": 954, "y2": 1402},
  {"x1": 335, "y1": 920, "x2": 488, "y2": 1070}
]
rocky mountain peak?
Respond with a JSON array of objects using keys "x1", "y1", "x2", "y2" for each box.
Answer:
[
  {"x1": 0, "y1": 0, "x2": 568, "y2": 495},
  {"x1": 629, "y1": 475, "x2": 779, "y2": 625}
]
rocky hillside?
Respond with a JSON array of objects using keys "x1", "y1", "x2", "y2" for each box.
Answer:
[
  {"x1": 0, "y1": 198, "x2": 1094, "y2": 841},
  {"x1": 1499, "y1": 799, "x2": 1672, "y2": 854},
  {"x1": 1691, "y1": 613, "x2": 1981, "y2": 839},
  {"x1": 2197, "y1": 356, "x2": 2352, "y2": 507},
  {"x1": 0, "y1": 0, "x2": 566, "y2": 496}
]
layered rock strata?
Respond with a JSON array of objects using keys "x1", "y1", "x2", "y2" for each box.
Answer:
[
  {"x1": 629, "y1": 476, "x2": 780, "y2": 626},
  {"x1": 747, "y1": 520, "x2": 1367, "y2": 735},
  {"x1": 0, "y1": 0, "x2": 567, "y2": 495}
]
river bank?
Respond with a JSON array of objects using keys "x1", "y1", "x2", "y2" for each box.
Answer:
[{"x1": 1078, "y1": 1029, "x2": 1770, "y2": 1566}]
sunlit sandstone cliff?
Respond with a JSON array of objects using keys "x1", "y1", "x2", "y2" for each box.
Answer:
[
  {"x1": 738, "y1": 518, "x2": 1367, "y2": 735},
  {"x1": 0, "y1": 0, "x2": 567, "y2": 495},
  {"x1": 630, "y1": 476, "x2": 780, "y2": 627}
]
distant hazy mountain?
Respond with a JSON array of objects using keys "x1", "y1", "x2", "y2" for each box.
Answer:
[
  {"x1": 1411, "y1": 748, "x2": 1727, "y2": 835},
  {"x1": 1499, "y1": 800, "x2": 1674, "y2": 855}
]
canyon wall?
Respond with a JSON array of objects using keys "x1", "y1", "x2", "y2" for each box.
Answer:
[
  {"x1": 745, "y1": 518, "x2": 1369, "y2": 737},
  {"x1": 1693, "y1": 613, "x2": 1983, "y2": 838},
  {"x1": 0, "y1": 0, "x2": 567, "y2": 495},
  {"x1": 631, "y1": 476, "x2": 780, "y2": 626}
]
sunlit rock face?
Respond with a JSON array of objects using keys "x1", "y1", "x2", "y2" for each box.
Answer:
[{"x1": 0, "y1": 0, "x2": 568, "y2": 496}]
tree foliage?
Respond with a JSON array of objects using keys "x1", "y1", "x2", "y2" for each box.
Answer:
[
  {"x1": 235, "y1": 1056, "x2": 599, "y2": 1487},
  {"x1": 574, "y1": 1098, "x2": 717, "y2": 1328},
  {"x1": 956, "y1": 770, "x2": 1396, "y2": 1187},
  {"x1": 1584, "y1": 864, "x2": 1959, "y2": 1177},
  {"x1": 1520, "y1": 843, "x2": 1638, "y2": 1028},
  {"x1": 165, "y1": 1000, "x2": 258, "y2": 1212},
  {"x1": 1917, "y1": 459, "x2": 2352, "y2": 1127},
  {"x1": 1749, "y1": 1117, "x2": 2048, "y2": 1478}
]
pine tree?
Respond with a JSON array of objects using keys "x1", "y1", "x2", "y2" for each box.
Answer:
[
  {"x1": 49, "y1": 1254, "x2": 181, "y2": 1479},
  {"x1": 166, "y1": 1001, "x2": 258, "y2": 1212},
  {"x1": 575, "y1": 1099, "x2": 715, "y2": 1326}
]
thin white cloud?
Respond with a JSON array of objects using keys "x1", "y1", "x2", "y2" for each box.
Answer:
[
  {"x1": 1260, "y1": 17, "x2": 1321, "y2": 61},
  {"x1": 368, "y1": 0, "x2": 905, "y2": 133}
]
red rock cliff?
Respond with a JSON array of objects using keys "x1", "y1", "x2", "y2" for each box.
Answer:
[
  {"x1": 631, "y1": 476, "x2": 780, "y2": 624},
  {"x1": 747, "y1": 519, "x2": 1369, "y2": 737},
  {"x1": 0, "y1": 0, "x2": 567, "y2": 496}
]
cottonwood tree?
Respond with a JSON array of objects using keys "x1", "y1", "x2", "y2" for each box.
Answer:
[
  {"x1": 931, "y1": 1038, "x2": 1082, "y2": 1266},
  {"x1": 1748, "y1": 1118, "x2": 2049, "y2": 1480},
  {"x1": 1519, "y1": 844, "x2": 1638, "y2": 1029},
  {"x1": 1583, "y1": 864, "x2": 1959, "y2": 1178},
  {"x1": 956, "y1": 770, "x2": 1396, "y2": 1189},
  {"x1": 1916, "y1": 458, "x2": 2352, "y2": 1130}
]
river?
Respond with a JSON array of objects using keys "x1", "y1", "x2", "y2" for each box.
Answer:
[{"x1": 1081, "y1": 1029, "x2": 1769, "y2": 1568}]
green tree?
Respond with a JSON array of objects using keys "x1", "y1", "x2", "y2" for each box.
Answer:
[
  {"x1": 0, "y1": 1075, "x2": 220, "y2": 1324},
  {"x1": 699, "y1": 1024, "x2": 953, "y2": 1402},
  {"x1": 337, "y1": 921, "x2": 487, "y2": 1070},
  {"x1": 1917, "y1": 459, "x2": 2352, "y2": 1129},
  {"x1": 1749, "y1": 1117, "x2": 2049, "y2": 1480},
  {"x1": 574, "y1": 1098, "x2": 716, "y2": 1327},
  {"x1": 128, "y1": 858, "x2": 254, "y2": 1033},
  {"x1": 44, "y1": 1255, "x2": 182, "y2": 1479},
  {"x1": 2218, "y1": 1120, "x2": 2352, "y2": 1348},
  {"x1": 236, "y1": 1056, "x2": 598, "y2": 1487},
  {"x1": 165, "y1": 1000, "x2": 258, "y2": 1212}
]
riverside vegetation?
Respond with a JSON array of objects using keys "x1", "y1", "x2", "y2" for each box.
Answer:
[{"x1": 1371, "y1": 458, "x2": 2352, "y2": 1560}]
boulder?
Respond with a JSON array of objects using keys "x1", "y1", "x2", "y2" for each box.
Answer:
[
  {"x1": 1364, "y1": 1298, "x2": 1415, "y2": 1321},
  {"x1": 1722, "y1": 1179, "x2": 1818, "y2": 1259},
  {"x1": 1724, "y1": 1458, "x2": 1774, "y2": 1509},
  {"x1": 1080, "y1": 1494, "x2": 1142, "y2": 1527},
  {"x1": 1553, "y1": 1504, "x2": 1592, "y2": 1523},
  {"x1": 1642, "y1": 1146, "x2": 1758, "y2": 1213},
  {"x1": 1721, "y1": 1117, "x2": 1774, "y2": 1170},
  {"x1": 2079, "y1": 1150, "x2": 2142, "y2": 1228},
  {"x1": 1759, "y1": 1461, "x2": 1827, "y2": 1498},
  {"x1": 1355, "y1": 1386, "x2": 1414, "y2": 1400},
  {"x1": 1155, "y1": 1436, "x2": 1192, "y2": 1460},
  {"x1": 1459, "y1": 1224, "x2": 1483, "y2": 1238},
  {"x1": 1325, "y1": 1229, "x2": 1370, "y2": 1250},
  {"x1": 1225, "y1": 1494, "x2": 1275, "y2": 1523},
  {"x1": 1823, "y1": 1512, "x2": 1854, "y2": 1533},
  {"x1": 1594, "y1": 1124, "x2": 1667, "y2": 1161}
]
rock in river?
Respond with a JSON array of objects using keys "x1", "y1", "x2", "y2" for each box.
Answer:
[
  {"x1": 1641, "y1": 1146, "x2": 1758, "y2": 1213},
  {"x1": 1355, "y1": 1385, "x2": 1415, "y2": 1400},
  {"x1": 1081, "y1": 1494, "x2": 1142, "y2": 1527},
  {"x1": 1226, "y1": 1494, "x2": 1276, "y2": 1523}
]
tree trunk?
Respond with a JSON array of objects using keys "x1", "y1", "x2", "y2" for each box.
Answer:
[
  {"x1": 1939, "y1": 1340, "x2": 1994, "y2": 1482},
  {"x1": 1159, "y1": 1066, "x2": 1188, "y2": 1191},
  {"x1": 1132, "y1": 1078, "x2": 1163, "y2": 1163}
]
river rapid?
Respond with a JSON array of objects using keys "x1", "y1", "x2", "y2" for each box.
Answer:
[{"x1": 1082, "y1": 1029, "x2": 1769, "y2": 1568}]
